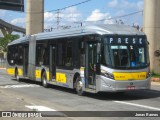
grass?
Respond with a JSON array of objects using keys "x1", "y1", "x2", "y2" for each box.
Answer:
[{"x1": 151, "y1": 72, "x2": 160, "y2": 78}]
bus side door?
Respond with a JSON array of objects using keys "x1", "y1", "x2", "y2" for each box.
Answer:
[
  {"x1": 85, "y1": 42, "x2": 97, "y2": 89},
  {"x1": 50, "y1": 45, "x2": 56, "y2": 81}
]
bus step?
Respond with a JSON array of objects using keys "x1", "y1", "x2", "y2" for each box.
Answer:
[
  {"x1": 51, "y1": 79, "x2": 56, "y2": 81},
  {"x1": 88, "y1": 85, "x2": 96, "y2": 89},
  {"x1": 85, "y1": 88, "x2": 97, "y2": 93}
]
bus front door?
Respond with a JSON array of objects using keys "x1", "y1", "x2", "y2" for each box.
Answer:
[
  {"x1": 85, "y1": 42, "x2": 97, "y2": 89},
  {"x1": 50, "y1": 45, "x2": 56, "y2": 81}
]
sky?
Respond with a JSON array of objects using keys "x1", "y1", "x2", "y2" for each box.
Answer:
[{"x1": 0, "y1": 0, "x2": 144, "y2": 31}]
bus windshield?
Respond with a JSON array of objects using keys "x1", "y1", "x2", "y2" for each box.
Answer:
[{"x1": 102, "y1": 36, "x2": 150, "y2": 69}]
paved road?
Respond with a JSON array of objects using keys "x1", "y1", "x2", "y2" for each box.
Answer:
[{"x1": 0, "y1": 69, "x2": 160, "y2": 120}]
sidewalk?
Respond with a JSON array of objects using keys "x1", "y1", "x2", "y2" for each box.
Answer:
[
  {"x1": 151, "y1": 77, "x2": 160, "y2": 85},
  {"x1": 0, "y1": 67, "x2": 6, "y2": 70}
]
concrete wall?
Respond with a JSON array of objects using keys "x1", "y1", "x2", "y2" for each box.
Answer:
[
  {"x1": 26, "y1": 0, "x2": 44, "y2": 35},
  {"x1": 144, "y1": 0, "x2": 160, "y2": 74}
]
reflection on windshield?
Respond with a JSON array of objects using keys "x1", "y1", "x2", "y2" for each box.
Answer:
[{"x1": 102, "y1": 44, "x2": 149, "y2": 69}]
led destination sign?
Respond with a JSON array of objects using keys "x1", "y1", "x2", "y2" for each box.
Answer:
[{"x1": 104, "y1": 37, "x2": 145, "y2": 45}]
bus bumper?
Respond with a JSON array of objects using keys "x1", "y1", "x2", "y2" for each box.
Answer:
[{"x1": 97, "y1": 76, "x2": 151, "y2": 92}]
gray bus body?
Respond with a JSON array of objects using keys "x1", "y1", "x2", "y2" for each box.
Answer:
[{"x1": 6, "y1": 24, "x2": 151, "y2": 94}]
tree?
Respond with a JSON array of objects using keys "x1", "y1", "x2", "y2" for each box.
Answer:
[{"x1": 0, "y1": 34, "x2": 19, "y2": 52}]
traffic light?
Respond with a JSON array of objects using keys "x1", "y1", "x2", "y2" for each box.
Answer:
[{"x1": 0, "y1": 0, "x2": 24, "y2": 12}]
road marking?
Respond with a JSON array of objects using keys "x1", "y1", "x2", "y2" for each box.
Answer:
[
  {"x1": 114, "y1": 101, "x2": 160, "y2": 111},
  {"x1": 0, "y1": 84, "x2": 40, "y2": 89},
  {"x1": 25, "y1": 105, "x2": 56, "y2": 111},
  {"x1": 25, "y1": 105, "x2": 66, "y2": 117}
]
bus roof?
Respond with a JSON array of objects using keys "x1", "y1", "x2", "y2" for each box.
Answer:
[
  {"x1": 8, "y1": 24, "x2": 145, "y2": 46},
  {"x1": 8, "y1": 35, "x2": 30, "y2": 46}
]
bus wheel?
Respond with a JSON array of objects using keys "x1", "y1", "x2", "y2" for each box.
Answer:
[
  {"x1": 42, "y1": 72, "x2": 48, "y2": 88},
  {"x1": 15, "y1": 69, "x2": 20, "y2": 82},
  {"x1": 76, "y1": 77, "x2": 85, "y2": 96}
]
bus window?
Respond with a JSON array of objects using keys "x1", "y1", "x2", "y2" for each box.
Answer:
[
  {"x1": 57, "y1": 43, "x2": 63, "y2": 66},
  {"x1": 7, "y1": 45, "x2": 18, "y2": 65},
  {"x1": 42, "y1": 47, "x2": 49, "y2": 65},
  {"x1": 65, "y1": 41, "x2": 72, "y2": 67},
  {"x1": 57, "y1": 40, "x2": 73, "y2": 68},
  {"x1": 36, "y1": 44, "x2": 49, "y2": 66},
  {"x1": 7, "y1": 46, "x2": 13, "y2": 65},
  {"x1": 80, "y1": 53, "x2": 85, "y2": 67},
  {"x1": 102, "y1": 36, "x2": 149, "y2": 69},
  {"x1": 36, "y1": 45, "x2": 41, "y2": 66},
  {"x1": 17, "y1": 45, "x2": 23, "y2": 65}
]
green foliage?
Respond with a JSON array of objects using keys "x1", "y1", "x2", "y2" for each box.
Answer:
[
  {"x1": 151, "y1": 70, "x2": 156, "y2": 76},
  {"x1": 0, "y1": 34, "x2": 19, "y2": 52},
  {"x1": 151, "y1": 70, "x2": 160, "y2": 78}
]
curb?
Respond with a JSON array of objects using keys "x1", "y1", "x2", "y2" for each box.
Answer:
[
  {"x1": 0, "y1": 68, "x2": 6, "y2": 70},
  {"x1": 151, "y1": 82, "x2": 160, "y2": 86}
]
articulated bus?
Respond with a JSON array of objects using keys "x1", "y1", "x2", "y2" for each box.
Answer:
[{"x1": 6, "y1": 24, "x2": 151, "y2": 95}]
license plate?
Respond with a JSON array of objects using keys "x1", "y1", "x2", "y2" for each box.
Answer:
[{"x1": 127, "y1": 86, "x2": 135, "y2": 90}]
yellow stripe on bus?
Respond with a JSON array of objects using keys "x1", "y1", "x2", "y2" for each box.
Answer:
[
  {"x1": 18, "y1": 68, "x2": 23, "y2": 76},
  {"x1": 35, "y1": 70, "x2": 50, "y2": 80},
  {"x1": 35, "y1": 70, "x2": 41, "y2": 79},
  {"x1": 35, "y1": 70, "x2": 66, "y2": 83},
  {"x1": 7, "y1": 68, "x2": 23, "y2": 76},
  {"x1": 80, "y1": 67, "x2": 85, "y2": 71},
  {"x1": 113, "y1": 72, "x2": 147, "y2": 80},
  {"x1": 56, "y1": 73, "x2": 66, "y2": 83},
  {"x1": 7, "y1": 68, "x2": 15, "y2": 75},
  {"x1": 46, "y1": 71, "x2": 50, "y2": 80}
]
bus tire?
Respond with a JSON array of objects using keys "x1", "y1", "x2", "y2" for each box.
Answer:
[
  {"x1": 76, "y1": 77, "x2": 85, "y2": 96},
  {"x1": 15, "y1": 69, "x2": 20, "y2": 82},
  {"x1": 42, "y1": 72, "x2": 48, "y2": 88}
]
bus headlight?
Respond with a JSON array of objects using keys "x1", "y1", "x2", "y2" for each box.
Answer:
[{"x1": 101, "y1": 71, "x2": 114, "y2": 80}]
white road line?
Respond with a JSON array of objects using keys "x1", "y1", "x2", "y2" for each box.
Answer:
[
  {"x1": 114, "y1": 101, "x2": 160, "y2": 111},
  {"x1": 25, "y1": 105, "x2": 56, "y2": 111},
  {"x1": 0, "y1": 84, "x2": 40, "y2": 88},
  {"x1": 25, "y1": 105, "x2": 67, "y2": 117}
]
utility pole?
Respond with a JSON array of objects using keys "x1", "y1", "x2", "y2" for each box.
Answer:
[
  {"x1": 56, "y1": 9, "x2": 61, "y2": 29},
  {"x1": 144, "y1": 0, "x2": 160, "y2": 74},
  {"x1": 26, "y1": 0, "x2": 44, "y2": 35}
]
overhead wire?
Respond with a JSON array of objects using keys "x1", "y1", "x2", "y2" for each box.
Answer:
[
  {"x1": 85, "y1": 10, "x2": 143, "y2": 22},
  {"x1": 47, "y1": 0, "x2": 93, "y2": 12},
  {"x1": 9, "y1": 10, "x2": 143, "y2": 25},
  {"x1": 1, "y1": 0, "x2": 144, "y2": 29}
]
